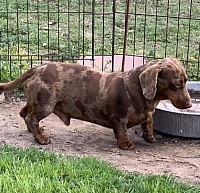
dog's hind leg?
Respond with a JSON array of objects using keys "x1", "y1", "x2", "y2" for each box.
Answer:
[
  {"x1": 19, "y1": 102, "x2": 32, "y2": 119},
  {"x1": 25, "y1": 106, "x2": 54, "y2": 145},
  {"x1": 19, "y1": 102, "x2": 33, "y2": 132},
  {"x1": 20, "y1": 102, "x2": 45, "y2": 133}
]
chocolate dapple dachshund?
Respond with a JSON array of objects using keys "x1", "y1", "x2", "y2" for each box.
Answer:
[{"x1": 0, "y1": 57, "x2": 192, "y2": 149}]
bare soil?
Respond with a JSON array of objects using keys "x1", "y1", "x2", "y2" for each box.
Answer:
[{"x1": 0, "y1": 101, "x2": 200, "y2": 185}]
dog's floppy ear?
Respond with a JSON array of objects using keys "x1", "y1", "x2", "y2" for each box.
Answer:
[{"x1": 139, "y1": 64, "x2": 163, "y2": 100}]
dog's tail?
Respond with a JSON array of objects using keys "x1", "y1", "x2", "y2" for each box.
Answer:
[{"x1": 0, "y1": 68, "x2": 35, "y2": 92}]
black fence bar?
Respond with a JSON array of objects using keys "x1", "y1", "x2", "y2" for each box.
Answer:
[
  {"x1": 82, "y1": 0, "x2": 85, "y2": 66},
  {"x1": 26, "y1": 0, "x2": 30, "y2": 59},
  {"x1": 111, "y1": 0, "x2": 116, "y2": 72},
  {"x1": 186, "y1": 0, "x2": 193, "y2": 68},
  {"x1": 153, "y1": 0, "x2": 158, "y2": 59},
  {"x1": 101, "y1": 0, "x2": 105, "y2": 71},
  {"x1": 5, "y1": 0, "x2": 9, "y2": 58},
  {"x1": 132, "y1": 0, "x2": 137, "y2": 67},
  {"x1": 37, "y1": 0, "x2": 40, "y2": 60},
  {"x1": 47, "y1": 0, "x2": 50, "y2": 59},
  {"x1": 164, "y1": 0, "x2": 170, "y2": 58},
  {"x1": 57, "y1": 0, "x2": 60, "y2": 59},
  {"x1": 91, "y1": 0, "x2": 95, "y2": 66},
  {"x1": 143, "y1": 0, "x2": 147, "y2": 63},
  {"x1": 77, "y1": 0, "x2": 81, "y2": 60},
  {"x1": 175, "y1": 0, "x2": 181, "y2": 58}
]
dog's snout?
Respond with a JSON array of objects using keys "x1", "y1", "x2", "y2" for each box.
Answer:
[
  {"x1": 185, "y1": 100, "x2": 192, "y2": 109},
  {"x1": 170, "y1": 93, "x2": 192, "y2": 109},
  {"x1": 177, "y1": 99, "x2": 192, "y2": 109},
  {"x1": 179, "y1": 89, "x2": 192, "y2": 109}
]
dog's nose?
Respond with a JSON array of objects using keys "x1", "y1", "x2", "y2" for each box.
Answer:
[
  {"x1": 180, "y1": 100, "x2": 192, "y2": 109},
  {"x1": 185, "y1": 102, "x2": 192, "y2": 109}
]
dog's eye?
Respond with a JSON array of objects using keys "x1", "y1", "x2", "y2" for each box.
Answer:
[
  {"x1": 170, "y1": 84, "x2": 182, "y2": 91},
  {"x1": 170, "y1": 85, "x2": 177, "y2": 91}
]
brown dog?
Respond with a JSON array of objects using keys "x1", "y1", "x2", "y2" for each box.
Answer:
[{"x1": 0, "y1": 57, "x2": 192, "y2": 149}]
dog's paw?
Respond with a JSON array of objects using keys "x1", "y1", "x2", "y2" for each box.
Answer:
[
  {"x1": 35, "y1": 134, "x2": 51, "y2": 145},
  {"x1": 142, "y1": 133, "x2": 156, "y2": 143},
  {"x1": 117, "y1": 139, "x2": 135, "y2": 150}
]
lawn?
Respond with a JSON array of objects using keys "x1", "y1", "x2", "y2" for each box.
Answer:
[
  {"x1": 0, "y1": 146, "x2": 199, "y2": 193},
  {"x1": 0, "y1": 0, "x2": 200, "y2": 80}
]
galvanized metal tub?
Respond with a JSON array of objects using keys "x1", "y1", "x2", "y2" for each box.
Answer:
[{"x1": 153, "y1": 82, "x2": 200, "y2": 138}]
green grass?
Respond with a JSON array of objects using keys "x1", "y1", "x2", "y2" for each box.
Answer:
[
  {"x1": 0, "y1": 146, "x2": 199, "y2": 193},
  {"x1": 0, "y1": 0, "x2": 200, "y2": 80}
]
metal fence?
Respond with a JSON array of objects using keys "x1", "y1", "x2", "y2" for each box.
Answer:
[{"x1": 0, "y1": 0, "x2": 200, "y2": 81}]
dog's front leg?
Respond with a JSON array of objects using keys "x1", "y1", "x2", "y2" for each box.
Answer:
[
  {"x1": 141, "y1": 114, "x2": 156, "y2": 143},
  {"x1": 112, "y1": 118, "x2": 134, "y2": 150}
]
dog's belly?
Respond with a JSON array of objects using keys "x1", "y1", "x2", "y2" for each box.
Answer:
[
  {"x1": 55, "y1": 101, "x2": 114, "y2": 128},
  {"x1": 55, "y1": 99, "x2": 150, "y2": 129},
  {"x1": 70, "y1": 113, "x2": 115, "y2": 129}
]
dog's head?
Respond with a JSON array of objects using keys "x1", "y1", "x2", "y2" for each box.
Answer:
[{"x1": 139, "y1": 57, "x2": 192, "y2": 109}]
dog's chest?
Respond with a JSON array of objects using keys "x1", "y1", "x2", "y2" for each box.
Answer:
[{"x1": 126, "y1": 102, "x2": 157, "y2": 127}]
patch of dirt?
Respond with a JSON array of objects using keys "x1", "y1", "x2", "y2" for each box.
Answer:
[{"x1": 0, "y1": 101, "x2": 200, "y2": 184}]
